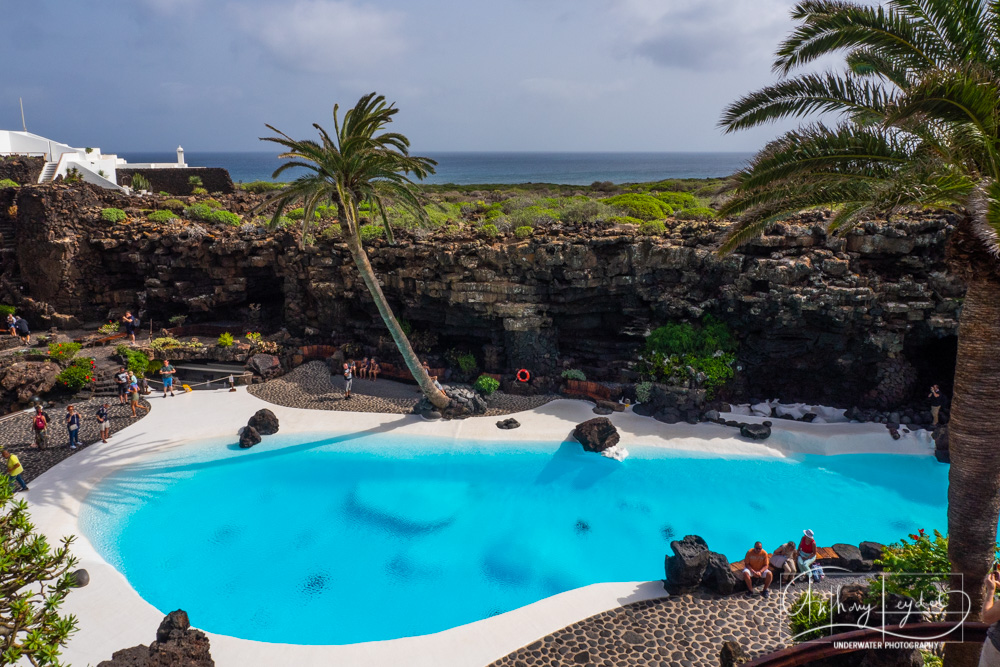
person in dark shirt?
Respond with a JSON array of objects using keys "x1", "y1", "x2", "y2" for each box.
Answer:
[
  {"x1": 928, "y1": 384, "x2": 946, "y2": 425},
  {"x1": 96, "y1": 402, "x2": 111, "y2": 443}
]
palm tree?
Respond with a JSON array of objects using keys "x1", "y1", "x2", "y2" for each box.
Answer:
[
  {"x1": 718, "y1": 2, "x2": 1000, "y2": 663},
  {"x1": 260, "y1": 92, "x2": 449, "y2": 410}
]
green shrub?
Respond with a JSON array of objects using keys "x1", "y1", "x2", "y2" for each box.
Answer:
[
  {"x1": 192, "y1": 187, "x2": 208, "y2": 195},
  {"x1": 47, "y1": 342, "x2": 81, "y2": 362},
  {"x1": 101, "y1": 208, "x2": 127, "y2": 223},
  {"x1": 56, "y1": 365, "x2": 93, "y2": 391},
  {"x1": 646, "y1": 316, "x2": 736, "y2": 357},
  {"x1": 0, "y1": 178, "x2": 19, "y2": 188},
  {"x1": 561, "y1": 369, "x2": 586, "y2": 381},
  {"x1": 319, "y1": 224, "x2": 341, "y2": 241},
  {"x1": 217, "y1": 332, "x2": 234, "y2": 347},
  {"x1": 474, "y1": 374, "x2": 500, "y2": 396},
  {"x1": 788, "y1": 590, "x2": 832, "y2": 642},
  {"x1": 607, "y1": 215, "x2": 644, "y2": 226},
  {"x1": 454, "y1": 352, "x2": 478, "y2": 374},
  {"x1": 162, "y1": 198, "x2": 186, "y2": 210},
  {"x1": 148, "y1": 210, "x2": 177, "y2": 223},
  {"x1": 159, "y1": 191, "x2": 170, "y2": 196},
  {"x1": 202, "y1": 199, "x2": 223, "y2": 209},
  {"x1": 560, "y1": 199, "x2": 614, "y2": 225},
  {"x1": 240, "y1": 180, "x2": 286, "y2": 193},
  {"x1": 640, "y1": 316, "x2": 738, "y2": 396},
  {"x1": 0, "y1": 304, "x2": 14, "y2": 318},
  {"x1": 115, "y1": 345, "x2": 150, "y2": 376},
  {"x1": 184, "y1": 204, "x2": 241, "y2": 226},
  {"x1": 639, "y1": 221, "x2": 666, "y2": 236},
  {"x1": 654, "y1": 191, "x2": 698, "y2": 210},
  {"x1": 514, "y1": 225, "x2": 533, "y2": 239},
  {"x1": 131, "y1": 173, "x2": 152, "y2": 192},
  {"x1": 480, "y1": 223, "x2": 499, "y2": 238},
  {"x1": 98, "y1": 321, "x2": 120, "y2": 335},
  {"x1": 675, "y1": 206, "x2": 716, "y2": 221},
  {"x1": 359, "y1": 224, "x2": 384, "y2": 243},
  {"x1": 599, "y1": 194, "x2": 672, "y2": 220},
  {"x1": 876, "y1": 529, "x2": 951, "y2": 604},
  {"x1": 188, "y1": 175, "x2": 203, "y2": 187},
  {"x1": 508, "y1": 205, "x2": 557, "y2": 227},
  {"x1": 150, "y1": 336, "x2": 181, "y2": 351},
  {"x1": 636, "y1": 382, "x2": 653, "y2": 403}
]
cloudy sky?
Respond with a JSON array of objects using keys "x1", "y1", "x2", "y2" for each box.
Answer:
[{"x1": 3, "y1": 0, "x2": 814, "y2": 153}]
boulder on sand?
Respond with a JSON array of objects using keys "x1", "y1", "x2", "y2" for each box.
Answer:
[
  {"x1": 739, "y1": 423, "x2": 772, "y2": 441},
  {"x1": 572, "y1": 417, "x2": 620, "y2": 453},
  {"x1": 247, "y1": 409, "x2": 279, "y2": 435}
]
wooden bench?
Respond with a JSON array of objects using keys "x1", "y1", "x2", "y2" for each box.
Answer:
[
  {"x1": 377, "y1": 362, "x2": 446, "y2": 383},
  {"x1": 562, "y1": 379, "x2": 612, "y2": 404}
]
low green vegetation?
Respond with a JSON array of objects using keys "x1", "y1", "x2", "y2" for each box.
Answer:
[
  {"x1": 100, "y1": 208, "x2": 127, "y2": 223},
  {"x1": 561, "y1": 369, "x2": 586, "y2": 381},
  {"x1": 639, "y1": 316, "x2": 738, "y2": 397},
  {"x1": 115, "y1": 344, "x2": 150, "y2": 376},
  {"x1": 479, "y1": 223, "x2": 498, "y2": 238},
  {"x1": 675, "y1": 207, "x2": 716, "y2": 221},
  {"x1": 0, "y1": 304, "x2": 14, "y2": 318},
  {"x1": 184, "y1": 203, "x2": 241, "y2": 226},
  {"x1": 97, "y1": 321, "x2": 120, "y2": 335},
  {"x1": 473, "y1": 374, "x2": 500, "y2": 395},
  {"x1": 0, "y1": 178, "x2": 19, "y2": 188},
  {"x1": 239, "y1": 180, "x2": 286, "y2": 193},
  {"x1": 0, "y1": 480, "x2": 80, "y2": 665},
  {"x1": 147, "y1": 210, "x2": 177, "y2": 223},
  {"x1": 788, "y1": 590, "x2": 832, "y2": 641},
  {"x1": 56, "y1": 358, "x2": 96, "y2": 391},
  {"x1": 217, "y1": 332, "x2": 234, "y2": 347},
  {"x1": 202, "y1": 199, "x2": 223, "y2": 209},
  {"x1": 599, "y1": 194, "x2": 673, "y2": 221},
  {"x1": 162, "y1": 198, "x2": 185, "y2": 210},
  {"x1": 359, "y1": 224, "x2": 384, "y2": 243},
  {"x1": 191, "y1": 187, "x2": 208, "y2": 195},
  {"x1": 47, "y1": 342, "x2": 81, "y2": 362},
  {"x1": 639, "y1": 221, "x2": 666, "y2": 236},
  {"x1": 514, "y1": 225, "x2": 533, "y2": 239},
  {"x1": 130, "y1": 173, "x2": 151, "y2": 192},
  {"x1": 635, "y1": 381, "x2": 653, "y2": 403}
]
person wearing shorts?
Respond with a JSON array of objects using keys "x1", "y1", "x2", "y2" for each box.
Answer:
[
  {"x1": 96, "y1": 402, "x2": 111, "y2": 443},
  {"x1": 343, "y1": 362, "x2": 353, "y2": 399},
  {"x1": 3, "y1": 449, "x2": 27, "y2": 492},
  {"x1": 160, "y1": 359, "x2": 176, "y2": 397},
  {"x1": 30, "y1": 406, "x2": 48, "y2": 449},
  {"x1": 121, "y1": 311, "x2": 136, "y2": 345},
  {"x1": 130, "y1": 382, "x2": 149, "y2": 417},
  {"x1": 742, "y1": 541, "x2": 773, "y2": 598},
  {"x1": 115, "y1": 366, "x2": 130, "y2": 405}
]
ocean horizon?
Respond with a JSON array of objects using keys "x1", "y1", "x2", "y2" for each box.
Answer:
[{"x1": 119, "y1": 151, "x2": 753, "y2": 186}]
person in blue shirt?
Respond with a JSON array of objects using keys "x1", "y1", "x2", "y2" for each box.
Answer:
[{"x1": 66, "y1": 404, "x2": 82, "y2": 450}]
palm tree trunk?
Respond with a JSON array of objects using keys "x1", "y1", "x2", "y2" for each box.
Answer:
[
  {"x1": 343, "y1": 232, "x2": 450, "y2": 410},
  {"x1": 944, "y1": 275, "x2": 1000, "y2": 667}
]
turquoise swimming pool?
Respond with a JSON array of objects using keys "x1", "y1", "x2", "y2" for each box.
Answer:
[{"x1": 80, "y1": 432, "x2": 948, "y2": 644}]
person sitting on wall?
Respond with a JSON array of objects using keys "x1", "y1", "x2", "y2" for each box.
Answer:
[
  {"x1": 798, "y1": 529, "x2": 823, "y2": 582},
  {"x1": 742, "y1": 541, "x2": 774, "y2": 597},
  {"x1": 771, "y1": 541, "x2": 798, "y2": 583}
]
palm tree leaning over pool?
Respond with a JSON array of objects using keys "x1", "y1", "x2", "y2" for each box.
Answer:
[
  {"x1": 718, "y1": 2, "x2": 1000, "y2": 664},
  {"x1": 260, "y1": 92, "x2": 449, "y2": 410}
]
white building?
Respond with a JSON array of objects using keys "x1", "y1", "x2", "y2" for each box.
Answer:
[{"x1": 0, "y1": 130, "x2": 188, "y2": 191}]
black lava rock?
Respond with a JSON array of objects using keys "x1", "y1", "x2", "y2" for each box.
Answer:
[
  {"x1": 247, "y1": 408, "x2": 279, "y2": 435},
  {"x1": 739, "y1": 423, "x2": 772, "y2": 440},
  {"x1": 573, "y1": 417, "x2": 620, "y2": 452},
  {"x1": 238, "y1": 426, "x2": 261, "y2": 449}
]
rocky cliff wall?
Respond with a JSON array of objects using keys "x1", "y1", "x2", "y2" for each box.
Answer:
[
  {"x1": 0, "y1": 184, "x2": 964, "y2": 407},
  {"x1": 0, "y1": 156, "x2": 44, "y2": 185}
]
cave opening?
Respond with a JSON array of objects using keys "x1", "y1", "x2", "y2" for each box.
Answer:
[{"x1": 904, "y1": 333, "x2": 958, "y2": 398}]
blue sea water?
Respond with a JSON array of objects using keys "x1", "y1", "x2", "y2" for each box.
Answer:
[
  {"x1": 81, "y1": 433, "x2": 949, "y2": 645},
  {"x1": 119, "y1": 151, "x2": 753, "y2": 186}
]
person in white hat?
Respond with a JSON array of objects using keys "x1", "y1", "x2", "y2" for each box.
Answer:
[{"x1": 797, "y1": 529, "x2": 820, "y2": 581}]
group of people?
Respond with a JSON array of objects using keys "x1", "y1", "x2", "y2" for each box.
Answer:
[
  {"x1": 340, "y1": 358, "x2": 381, "y2": 399},
  {"x1": 740, "y1": 529, "x2": 824, "y2": 598},
  {"x1": 29, "y1": 402, "x2": 114, "y2": 452},
  {"x1": 5, "y1": 313, "x2": 30, "y2": 344}
]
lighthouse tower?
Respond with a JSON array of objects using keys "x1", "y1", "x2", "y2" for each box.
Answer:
[{"x1": 176, "y1": 145, "x2": 186, "y2": 167}]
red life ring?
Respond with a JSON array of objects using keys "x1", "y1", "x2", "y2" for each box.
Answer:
[{"x1": 516, "y1": 369, "x2": 530, "y2": 382}]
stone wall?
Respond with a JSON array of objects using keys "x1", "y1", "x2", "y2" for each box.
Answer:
[
  {"x1": 117, "y1": 167, "x2": 234, "y2": 195},
  {"x1": 0, "y1": 183, "x2": 964, "y2": 407},
  {"x1": 0, "y1": 156, "x2": 44, "y2": 185}
]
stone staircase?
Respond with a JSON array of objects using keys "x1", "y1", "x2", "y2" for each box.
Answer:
[
  {"x1": 89, "y1": 364, "x2": 122, "y2": 399},
  {"x1": 37, "y1": 161, "x2": 58, "y2": 184}
]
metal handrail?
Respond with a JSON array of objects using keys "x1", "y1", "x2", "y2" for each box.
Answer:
[{"x1": 144, "y1": 370, "x2": 252, "y2": 390}]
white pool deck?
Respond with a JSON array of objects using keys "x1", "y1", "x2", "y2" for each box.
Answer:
[{"x1": 21, "y1": 388, "x2": 934, "y2": 666}]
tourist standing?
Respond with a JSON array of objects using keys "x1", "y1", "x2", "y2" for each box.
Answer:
[
  {"x1": 228, "y1": 373, "x2": 237, "y2": 392},
  {"x1": 160, "y1": 359, "x2": 177, "y2": 397},
  {"x1": 121, "y1": 311, "x2": 136, "y2": 345},
  {"x1": 928, "y1": 384, "x2": 946, "y2": 425},
  {"x1": 14, "y1": 316, "x2": 30, "y2": 345},
  {"x1": 115, "y1": 365, "x2": 130, "y2": 405},
  {"x1": 3, "y1": 449, "x2": 27, "y2": 492},
  {"x1": 130, "y1": 380, "x2": 149, "y2": 417},
  {"x1": 30, "y1": 405, "x2": 48, "y2": 449},
  {"x1": 96, "y1": 401, "x2": 111, "y2": 443},
  {"x1": 66, "y1": 404, "x2": 82, "y2": 450},
  {"x1": 343, "y1": 361, "x2": 354, "y2": 400}
]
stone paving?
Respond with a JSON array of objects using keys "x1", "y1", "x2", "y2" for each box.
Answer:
[
  {"x1": 488, "y1": 576, "x2": 869, "y2": 667},
  {"x1": 248, "y1": 361, "x2": 558, "y2": 416},
  {"x1": 1, "y1": 395, "x2": 151, "y2": 485}
]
